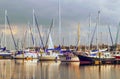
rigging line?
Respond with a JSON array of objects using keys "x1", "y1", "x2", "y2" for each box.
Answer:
[
  {"x1": 90, "y1": 23, "x2": 97, "y2": 48},
  {"x1": 28, "y1": 23, "x2": 35, "y2": 46},
  {"x1": 34, "y1": 12, "x2": 44, "y2": 48},
  {"x1": 0, "y1": 32, "x2": 3, "y2": 47},
  {"x1": 45, "y1": 19, "x2": 54, "y2": 47},
  {"x1": 6, "y1": 12, "x2": 18, "y2": 50},
  {"x1": 108, "y1": 25, "x2": 113, "y2": 46},
  {"x1": 115, "y1": 23, "x2": 120, "y2": 49}
]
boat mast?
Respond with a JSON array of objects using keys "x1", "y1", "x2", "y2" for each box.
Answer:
[
  {"x1": 62, "y1": 37, "x2": 64, "y2": 46},
  {"x1": 33, "y1": 10, "x2": 44, "y2": 48},
  {"x1": 58, "y1": 0, "x2": 61, "y2": 45},
  {"x1": 77, "y1": 23, "x2": 80, "y2": 51},
  {"x1": 28, "y1": 22, "x2": 30, "y2": 47},
  {"x1": 90, "y1": 23, "x2": 97, "y2": 49},
  {"x1": 4, "y1": 10, "x2": 7, "y2": 48},
  {"x1": 0, "y1": 32, "x2": 3, "y2": 48},
  {"x1": 96, "y1": 11, "x2": 100, "y2": 50},
  {"x1": 88, "y1": 13, "x2": 91, "y2": 50},
  {"x1": 28, "y1": 21, "x2": 34, "y2": 46},
  {"x1": 69, "y1": 32, "x2": 71, "y2": 46},
  {"x1": 6, "y1": 11, "x2": 18, "y2": 50},
  {"x1": 108, "y1": 25, "x2": 113, "y2": 46},
  {"x1": 45, "y1": 19, "x2": 54, "y2": 47},
  {"x1": 33, "y1": 9, "x2": 36, "y2": 47},
  {"x1": 75, "y1": 23, "x2": 80, "y2": 51},
  {"x1": 100, "y1": 32, "x2": 102, "y2": 49}
]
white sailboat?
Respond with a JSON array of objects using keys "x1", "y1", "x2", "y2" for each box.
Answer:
[
  {"x1": 38, "y1": 33, "x2": 59, "y2": 61},
  {"x1": 14, "y1": 49, "x2": 39, "y2": 59},
  {"x1": 58, "y1": 24, "x2": 80, "y2": 62},
  {"x1": 13, "y1": 22, "x2": 39, "y2": 59},
  {"x1": 0, "y1": 10, "x2": 12, "y2": 59}
]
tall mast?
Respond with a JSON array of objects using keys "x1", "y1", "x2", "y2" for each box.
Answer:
[
  {"x1": 45, "y1": 19, "x2": 54, "y2": 47},
  {"x1": 77, "y1": 23, "x2": 80, "y2": 50},
  {"x1": 100, "y1": 32, "x2": 102, "y2": 48},
  {"x1": 0, "y1": 32, "x2": 3, "y2": 48},
  {"x1": 6, "y1": 11, "x2": 18, "y2": 50},
  {"x1": 69, "y1": 32, "x2": 71, "y2": 46},
  {"x1": 90, "y1": 23, "x2": 97, "y2": 49},
  {"x1": 96, "y1": 11, "x2": 100, "y2": 49},
  {"x1": 62, "y1": 37, "x2": 64, "y2": 46},
  {"x1": 33, "y1": 9, "x2": 35, "y2": 47},
  {"x1": 58, "y1": 0, "x2": 61, "y2": 45},
  {"x1": 28, "y1": 21, "x2": 34, "y2": 46},
  {"x1": 33, "y1": 10, "x2": 44, "y2": 48},
  {"x1": 88, "y1": 13, "x2": 91, "y2": 50},
  {"x1": 5, "y1": 10, "x2": 7, "y2": 48},
  {"x1": 27, "y1": 22, "x2": 30, "y2": 47},
  {"x1": 108, "y1": 25, "x2": 113, "y2": 46}
]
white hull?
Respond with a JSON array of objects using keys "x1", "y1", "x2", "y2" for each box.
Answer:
[
  {"x1": 0, "y1": 51, "x2": 12, "y2": 59},
  {"x1": 59, "y1": 55, "x2": 79, "y2": 62},
  {"x1": 39, "y1": 56, "x2": 57, "y2": 61},
  {"x1": 13, "y1": 53, "x2": 39, "y2": 59},
  {"x1": 0, "y1": 51, "x2": 12, "y2": 55},
  {"x1": 38, "y1": 53, "x2": 59, "y2": 61}
]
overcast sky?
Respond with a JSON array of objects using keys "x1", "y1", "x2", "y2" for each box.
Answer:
[{"x1": 0, "y1": 0, "x2": 120, "y2": 49}]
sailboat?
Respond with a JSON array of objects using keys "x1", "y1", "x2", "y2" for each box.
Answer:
[
  {"x1": 0, "y1": 47, "x2": 12, "y2": 59},
  {"x1": 0, "y1": 10, "x2": 12, "y2": 59},
  {"x1": 58, "y1": 24, "x2": 80, "y2": 62},
  {"x1": 13, "y1": 22, "x2": 40, "y2": 59},
  {"x1": 38, "y1": 33, "x2": 59, "y2": 61},
  {"x1": 76, "y1": 11, "x2": 115, "y2": 65}
]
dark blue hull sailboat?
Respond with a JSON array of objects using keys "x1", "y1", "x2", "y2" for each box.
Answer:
[{"x1": 77, "y1": 53, "x2": 115, "y2": 65}]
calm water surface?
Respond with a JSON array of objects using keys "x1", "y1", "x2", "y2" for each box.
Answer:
[{"x1": 0, "y1": 59, "x2": 120, "y2": 79}]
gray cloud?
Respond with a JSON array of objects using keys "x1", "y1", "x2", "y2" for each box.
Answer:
[
  {"x1": 0, "y1": 0, "x2": 119, "y2": 47},
  {"x1": 0, "y1": 0, "x2": 119, "y2": 25}
]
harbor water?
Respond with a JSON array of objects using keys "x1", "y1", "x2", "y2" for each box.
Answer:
[{"x1": 0, "y1": 59, "x2": 120, "y2": 79}]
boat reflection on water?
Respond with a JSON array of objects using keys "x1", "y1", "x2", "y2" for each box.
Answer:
[
  {"x1": 79, "y1": 65, "x2": 120, "y2": 79},
  {"x1": 0, "y1": 59, "x2": 12, "y2": 79},
  {"x1": 1, "y1": 60, "x2": 120, "y2": 79},
  {"x1": 0, "y1": 59, "x2": 61, "y2": 79},
  {"x1": 12, "y1": 60, "x2": 61, "y2": 79},
  {"x1": 59, "y1": 62, "x2": 80, "y2": 79}
]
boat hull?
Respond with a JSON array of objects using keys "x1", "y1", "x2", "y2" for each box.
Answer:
[
  {"x1": 38, "y1": 56, "x2": 57, "y2": 61},
  {"x1": 59, "y1": 55, "x2": 79, "y2": 62},
  {"x1": 0, "y1": 53, "x2": 12, "y2": 59},
  {"x1": 13, "y1": 53, "x2": 39, "y2": 59},
  {"x1": 114, "y1": 56, "x2": 120, "y2": 59},
  {"x1": 77, "y1": 55, "x2": 115, "y2": 65}
]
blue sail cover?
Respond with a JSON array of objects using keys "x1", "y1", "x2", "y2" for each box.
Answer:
[
  {"x1": 0, "y1": 47, "x2": 6, "y2": 51},
  {"x1": 90, "y1": 53, "x2": 97, "y2": 56},
  {"x1": 55, "y1": 45, "x2": 61, "y2": 50},
  {"x1": 60, "y1": 49, "x2": 71, "y2": 54},
  {"x1": 46, "y1": 45, "x2": 61, "y2": 53},
  {"x1": 91, "y1": 49, "x2": 98, "y2": 52},
  {"x1": 90, "y1": 49, "x2": 98, "y2": 56},
  {"x1": 16, "y1": 50, "x2": 24, "y2": 55}
]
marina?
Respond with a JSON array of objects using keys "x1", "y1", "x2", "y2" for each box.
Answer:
[{"x1": 1, "y1": 0, "x2": 120, "y2": 79}]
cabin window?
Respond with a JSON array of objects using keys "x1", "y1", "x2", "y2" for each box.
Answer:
[
  {"x1": 113, "y1": 52, "x2": 115, "y2": 54},
  {"x1": 117, "y1": 52, "x2": 119, "y2": 54},
  {"x1": 105, "y1": 55, "x2": 107, "y2": 57}
]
